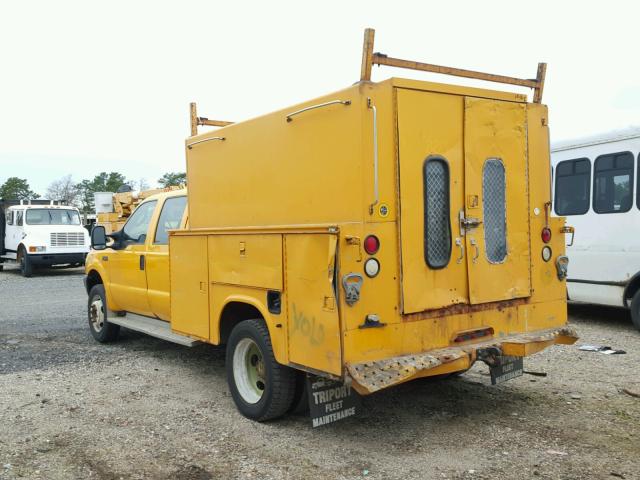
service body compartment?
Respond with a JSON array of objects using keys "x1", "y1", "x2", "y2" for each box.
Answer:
[{"x1": 169, "y1": 234, "x2": 209, "y2": 340}]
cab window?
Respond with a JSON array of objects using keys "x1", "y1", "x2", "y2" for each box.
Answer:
[
  {"x1": 16, "y1": 211, "x2": 24, "y2": 226},
  {"x1": 154, "y1": 196, "x2": 187, "y2": 244},
  {"x1": 123, "y1": 201, "x2": 157, "y2": 244},
  {"x1": 6, "y1": 211, "x2": 13, "y2": 225}
]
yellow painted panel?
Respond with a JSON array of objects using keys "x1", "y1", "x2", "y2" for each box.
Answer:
[
  {"x1": 342, "y1": 297, "x2": 568, "y2": 365},
  {"x1": 526, "y1": 104, "x2": 566, "y2": 304},
  {"x1": 186, "y1": 86, "x2": 364, "y2": 229},
  {"x1": 209, "y1": 234, "x2": 282, "y2": 290},
  {"x1": 285, "y1": 234, "x2": 341, "y2": 376},
  {"x1": 464, "y1": 97, "x2": 531, "y2": 304},
  {"x1": 108, "y1": 244, "x2": 151, "y2": 315},
  {"x1": 209, "y1": 284, "x2": 288, "y2": 365},
  {"x1": 170, "y1": 235, "x2": 209, "y2": 340},
  {"x1": 336, "y1": 222, "x2": 402, "y2": 332},
  {"x1": 397, "y1": 89, "x2": 468, "y2": 313}
]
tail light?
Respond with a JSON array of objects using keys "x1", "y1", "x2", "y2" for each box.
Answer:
[
  {"x1": 541, "y1": 227, "x2": 552, "y2": 243},
  {"x1": 363, "y1": 235, "x2": 380, "y2": 255}
]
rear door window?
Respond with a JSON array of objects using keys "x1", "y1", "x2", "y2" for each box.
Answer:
[
  {"x1": 154, "y1": 196, "x2": 187, "y2": 244},
  {"x1": 423, "y1": 156, "x2": 451, "y2": 269},
  {"x1": 554, "y1": 158, "x2": 591, "y2": 215},
  {"x1": 483, "y1": 158, "x2": 507, "y2": 263},
  {"x1": 593, "y1": 151, "x2": 633, "y2": 214}
]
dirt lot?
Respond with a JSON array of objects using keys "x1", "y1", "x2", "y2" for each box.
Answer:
[{"x1": 1, "y1": 266, "x2": 639, "y2": 480}]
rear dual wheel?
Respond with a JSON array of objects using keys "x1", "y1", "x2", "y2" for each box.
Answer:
[{"x1": 226, "y1": 319, "x2": 297, "y2": 421}]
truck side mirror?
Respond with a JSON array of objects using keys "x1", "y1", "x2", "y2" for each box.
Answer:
[{"x1": 91, "y1": 226, "x2": 107, "y2": 250}]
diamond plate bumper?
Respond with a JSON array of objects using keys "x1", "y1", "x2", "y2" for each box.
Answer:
[{"x1": 346, "y1": 325, "x2": 578, "y2": 395}]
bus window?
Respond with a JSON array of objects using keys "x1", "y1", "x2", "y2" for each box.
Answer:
[
  {"x1": 593, "y1": 151, "x2": 634, "y2": 214},
  {"x1": 637, "y1": 153, "x2": 640, "y2": 210},
  {"x1": 554, "y1": 158, "x2": 591, "y2": 215}
]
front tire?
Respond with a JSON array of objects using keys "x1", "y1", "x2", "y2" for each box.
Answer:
[
  {"x1": 87, "y1": 285, "x2": 120, "y2": 342},
  {"x1": 18, "y1": 247, "x2": 32, "y2": 277},
  {"x1": 226, "y1": 319, "x2": 296, "y2": 421},
  {"x1": 630, "y1": 290, "x2": 640, "y2": 331}
]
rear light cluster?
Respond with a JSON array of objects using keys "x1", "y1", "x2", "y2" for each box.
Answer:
[
  {"x1": 363, "y1": 234, "x2": 380, "y2": 278},
  {"x1": 541, "y1": 227, "x2": 552, "y2": 262}
]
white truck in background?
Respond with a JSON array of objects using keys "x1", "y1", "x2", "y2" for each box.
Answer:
[{"x1": 0, "y1": 199, "x2": 90, "y2": 277}]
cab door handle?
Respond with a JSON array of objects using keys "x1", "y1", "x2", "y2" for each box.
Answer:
[{"x1": 139, "y1": 255, "x2": 145, "y2": 271}]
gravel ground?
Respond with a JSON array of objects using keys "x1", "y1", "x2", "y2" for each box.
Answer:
[{"x1": 1, "y1": 265, "x2": 639, "y2": 480}]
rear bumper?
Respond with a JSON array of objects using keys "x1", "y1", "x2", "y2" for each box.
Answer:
[
  {"x1": 346, "y1": 325, "x2": 578, "y2": 395},
  {"x1": 28, "y1": 252, "x2": 87, "y2": 266}
]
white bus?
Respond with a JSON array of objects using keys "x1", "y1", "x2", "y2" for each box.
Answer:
[{"x1": 551, "y1": 126, "x2": 640, "y2": 329}]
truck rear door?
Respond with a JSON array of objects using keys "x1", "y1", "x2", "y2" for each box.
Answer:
[{"x1": 397, "y1": 89, "x2": 531, "y2": 314}]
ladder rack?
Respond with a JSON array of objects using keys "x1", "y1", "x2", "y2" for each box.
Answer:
[
  {"x1": 360, "y1": 28, "x2": 546, "y2": 103},
  {"x1": 189, "y1": 102, "x2": 234, "y2": 137}
]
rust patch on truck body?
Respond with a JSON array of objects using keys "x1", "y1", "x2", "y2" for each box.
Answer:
[
  {"x1": 402, "y1": 297, "x2": 528, "y2": 322},
  {"x1": 346, "y1": 325, "x2": 578, "y2": 395}
]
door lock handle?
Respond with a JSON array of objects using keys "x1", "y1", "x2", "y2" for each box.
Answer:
[
  {"x1": 455, "y1": 238, "x2": 464, "y2": 264},
  {"x1": 139, "y1": 255, "x2": 145, "y2": 271},
  {"x1": 462, "y1": 217, "x2": 483, "y2": 229},
  {"x1": 470, "y1": 239, "x2": 480, "y2": 263}
]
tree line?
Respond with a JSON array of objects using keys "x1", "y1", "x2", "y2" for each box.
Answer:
[{"x1": 0, "y1": 172, "x2": 186, "y2": 213}]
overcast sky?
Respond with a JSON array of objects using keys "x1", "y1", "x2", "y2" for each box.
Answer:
[{"x1": 1, "y1": 1, "x2": 638, "y2": 195}]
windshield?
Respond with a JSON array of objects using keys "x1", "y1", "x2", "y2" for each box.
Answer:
[{"x1": 26, "y1": 209, "x2": 81, "y2": 225}]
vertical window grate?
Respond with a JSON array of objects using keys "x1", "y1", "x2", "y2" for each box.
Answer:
[
  {"x1": 483, "y1": 158, "x2": 507, "y2": 263},
  {"x1": 423, "y1": 156, "x2": 451, "y2": 269}
]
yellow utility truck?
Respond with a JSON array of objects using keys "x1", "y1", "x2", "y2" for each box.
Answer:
[{"x1": 85, "y1": 29, "x2": 577, "y2": 423}]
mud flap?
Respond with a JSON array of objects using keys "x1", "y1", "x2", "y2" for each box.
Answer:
[
  {"x1": 306, "y1": 375, "x2": 361, "y2": 428},
  {"x1": 489, "y1": 356, "x2": 524, "y2": 385}
]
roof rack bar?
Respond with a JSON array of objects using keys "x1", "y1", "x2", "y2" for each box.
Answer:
[
  {"x1": 189, "y1": 102, "x2": 234, "y2": 136},
  {"x1": 359, "y1": 28, "x2": 547, "y2": 103}
]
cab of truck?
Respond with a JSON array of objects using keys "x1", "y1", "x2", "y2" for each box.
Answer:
[
  {"x1": 84, "y1": 189, "x2": 187, "y2": 323},
  {"x1": 0, "y1": 200, "x2": 90, "y2": 277}
]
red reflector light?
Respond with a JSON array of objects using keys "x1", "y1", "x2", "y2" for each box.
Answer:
[
  {"x1": 541, "y1": 227, "x2": 552, "y2": 243},
  {"x1": 363, "y1": 235, "x2": 380, "y2": 255}
]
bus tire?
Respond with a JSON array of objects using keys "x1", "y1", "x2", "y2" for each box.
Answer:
[
  {"x1": 18, "y1": 247, "x2": 32, "y2": 277},
  {"x1": 630, "y1": 290, "x2": 640, "y2": 331},
  {"x1": 87, "y1": 285, "x2": 120, "y2": 342},
  {"x1": 226, "y1": 319, "x2": 296, "y2": 421}
]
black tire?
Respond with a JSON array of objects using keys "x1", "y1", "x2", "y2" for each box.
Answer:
[
  {"x1": 226, "y1": 319, "x2": 296, "y2": 421},
  {"x1": 631, "y1": 290, "x2": 640, "y2": 331},
  {"x1": 87, "y1": 284, "x2": 120, "y2": 342},
  {"x1": 18, "y1": 247, "x2": 32, "y2": 277}
]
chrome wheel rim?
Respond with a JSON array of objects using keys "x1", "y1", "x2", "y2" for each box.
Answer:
[
  {"x1": 233, "y1": 338, "x2": 266, "y2": 404},
  {"x1": 89, "y1": 296, "x2": 105, "y2": 333}
]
